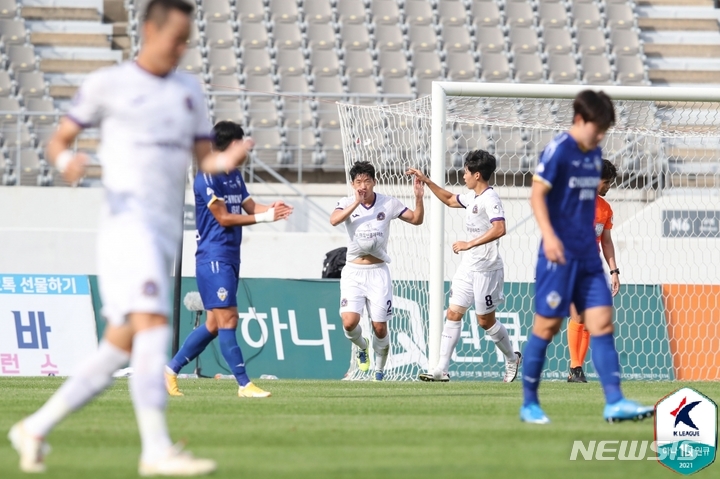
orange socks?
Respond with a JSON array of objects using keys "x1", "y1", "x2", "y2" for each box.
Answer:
[{"x1": 567, "y1": 319, "x2": 590, "y2": 369}]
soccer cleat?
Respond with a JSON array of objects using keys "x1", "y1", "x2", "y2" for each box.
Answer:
[
  {"x1": 356, "y1": 338, "x2": 370, "y2": 372},
  {"x1": 139, "y1": 444, "x2": 216, "y2": 476},
  {"x1": 418, "y1": 370, "x2": 450, "y2": 382},
  {"x1": 567, "y1": 366, "x2": 588, "y2": 383},
  {"x1": 8, "y1": 421, "x2": 51, "y2": 473},
  {"x1": 238, "y1": 382, "x2": 271, "y2": 398},
  {"x1": 520, "y1": 404, "x2": 551, "y2": 424},
  {"x1": 604, "y1": 399, "x2": 655, "y2": 423},
  {"x1": 503, "y1": 352, "x2": 522, "y2": 383},
  {"x1": 164, "y1": 370, "x2": 184, "y2": 397},
  {"x1": 374, "y1": 371, "x2": 384, "y2": 381}
]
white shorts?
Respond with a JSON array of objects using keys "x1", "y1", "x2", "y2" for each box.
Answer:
[
  {"x1": 449, "y1": 267, "x2": 504, "y2": 315},
  {"x1": 339, "y1": 262, "x2": 393, "y2": 323},
  {"x1": 96, "y1": 218, "x2": 175, "y2": 327}
]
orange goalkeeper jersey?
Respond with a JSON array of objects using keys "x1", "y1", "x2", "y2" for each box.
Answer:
[{"x1": 595, "y1": 196, "x2": 613, "y2": 245}]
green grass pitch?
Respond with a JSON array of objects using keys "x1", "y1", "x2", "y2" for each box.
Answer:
[{"x1": 1, "y1": 378, "x2": 718, "y2": 478}]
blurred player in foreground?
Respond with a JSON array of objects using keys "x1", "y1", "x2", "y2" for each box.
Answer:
[
  {"x1": 8, "y1": 0, "x2": 251, "y2": 474},
  {"x1": 520, "y1": 90, "x2": 653, "y2": 424},
  {"x1": 566, "y1": 159, "x2": 620, "y2": 383},
  {"x1": 165, "y1": 120, "x2": 292, "y2": 398},
  {"x1": 408, "y1": 150, "x2": 522, "y2": 383},
  {"x1": 330, "y1": 161, "x2": 424, "y2": 380}
]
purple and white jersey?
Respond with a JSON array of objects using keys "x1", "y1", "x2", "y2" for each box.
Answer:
[
  {"x1": 67, "y1": 62, "x2": 213, "y2": 246},
  {"x1": 335, "y1": 193, "x2": 408, "y2": 264},
  {"x1": 456, "y1": 187, "x2": 505, "y2": 272}
]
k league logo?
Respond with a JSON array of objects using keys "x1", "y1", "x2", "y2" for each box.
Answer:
[{"x1": 655, "y1": 387, "x2": 717, "y2": 475}]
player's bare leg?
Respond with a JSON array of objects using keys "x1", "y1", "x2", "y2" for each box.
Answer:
[
  {"x1": 342, "y1": 312, "x2": 370, "y2": 372},
  {"x1": 477, "y1": 312, "x2": 521, "y2": 382},
  {"x1": 371, "y1": 321, "x2": 389, "y2": 381}
]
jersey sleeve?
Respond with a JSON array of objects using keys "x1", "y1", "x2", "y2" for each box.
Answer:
[
  {"x1": 335, "y1": 196, "x2": 353, "y2": 210},
  {"x1": 189, "y1": 80, "x2": 214, "y2": 141},
  {"x1": 390, "y1": 197, "x2": 409, "y2": 219},
  {"x1": 240, "y1": 176, "x2": 251, "y2": 204},
  {"x1": 534, "y1": 140, "x2": 562, "y2": 189},
  {"x1": 66, "y1": 69, "x2": 108, "y2": 128},
  {"x1": 485, "y1": 194, "x2": 506, "y2": 223},
  {"x1": 456, "y1": 191, "x2": 475, "y2": 209},
  {"x1": 195, "y1": 173, "x2": 222, "y2": 207},
  {"x1": 606, "y1": 205, "x2": 614, "y2": 230}
]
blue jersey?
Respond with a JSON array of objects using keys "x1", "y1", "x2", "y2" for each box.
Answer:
[
  {"x1": 194, "y1": 170, "x2": 250, "y2": 265},
  {"x1": 534, "y1": 132, "x2": 603, "y2": 259}
]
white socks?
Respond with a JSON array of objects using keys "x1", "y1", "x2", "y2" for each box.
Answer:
[
  {"x1": 24, "y1": 340, "x2": 130, "y2": 437},
  {"x1": 343, "y1": 324, "x2": 368, "y2": 350},
  {"x1": 436, "y1": 319, "x2": 462, "y2": 374},
  {"x1": 486, "y1": 321, "x2": 516, "y2": 362},
  {"x1": 130, "y1": 326, "x2": 173, "y2": 463},
  {"x1": 372, "y1": 333, "x2": 390, "y2": 372}
]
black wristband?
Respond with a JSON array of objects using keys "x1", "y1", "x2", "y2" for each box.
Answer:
[{"x1": 610, "y1": 269, "x2": 620, "y2": 276}]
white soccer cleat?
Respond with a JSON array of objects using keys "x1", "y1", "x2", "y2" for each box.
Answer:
[
  {"x1": 139, "y1": 445, "x2": 217, "y2": 477},
  {"x1": 8, "y1": 421, "x2": 50, "y2": 473},
  {"x1": 418, "y1": 370, "x2": 450, "y2": 382},
  {"x1": 503, "y1": 352, "x2": 522, "y2": 383}
]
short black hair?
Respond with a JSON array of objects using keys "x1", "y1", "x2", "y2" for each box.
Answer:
[
  {"x1": 601, "y1": 159, "x2": 617, "y2": 182},
  {"x1": 143, "y1": 0, "x2": 194, "y2": 26},
  {"x1": 213, "y1": 121, "x2": 244, "y2": 152},
  {"x1": 464, "y1": 149, "x2": 496, "y2": 181},
  {"x1": 573, "y1": 90, "x2": 616, "y2": 132},
  {"x1": 349, "y1": 161, "x2": 376, "y2": 181}
]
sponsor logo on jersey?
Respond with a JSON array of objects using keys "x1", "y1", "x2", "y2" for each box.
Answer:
[
  {"x1": 142, "y1": 280, "x2": 159, "y2": 297},
  {"x1": 206, "y1": 187, "x2": 214, "y2": 197},
  {"x1": 341, "y1": 298, "x2": 348, "y2": 307},
  {"x1": 546, "y1": 291, "x2": 561, "y2": 309},
  {"x1": 377, "y1": 212, "x2": 386, "y2": 221},
  {"x1": 217, "y1": 287, "x2": 228, "y2": 302},
  {"x1": 595, "y1": 223, "x2": 604, "y2": 237}
]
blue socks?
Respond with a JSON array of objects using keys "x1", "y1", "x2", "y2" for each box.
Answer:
[
  {"x1": 168, "y1": 324, "x2": 216, "y2": 374},
  {"x1": 218, "y1": 328, "x2": 250, "y2": 387},
  {"x1": 522, "y1": 333, "x2": 550, "y2": 407},
  {"x1": 591, "y1": 333, "x2": 624, "y2": 405}
]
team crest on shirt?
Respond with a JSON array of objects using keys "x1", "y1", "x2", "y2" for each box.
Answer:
[
  {"x1": 595, "y1": 223, "x2": 604, "y2": 237},
  {"x1": 376, "y1": 212, "x2": 386, "y2": 221},
  {"x1": 142, "y1": 280, "x2": 159, "y2": 297},
  {"x1": 206, "y1": 187, "x2": 214, "y2": 196},
  {"x1": 472, "y1": 204, "x2": 478, "y2": 214},
  {"x1": 217, "y1": 287, "x2": 228, "y2": 302},
  {"x1": 546, "y1": 291, "x2": 561, "y2": 309},
  {"x1": 185, "y1": 96, "x2": 194, "y2": 111},
  {"x1": 449, "y1": 288, "x2": 453, "y2": 298},
  {"x1": 341, "y1": 298, "x2": 348, "y2": 307}
]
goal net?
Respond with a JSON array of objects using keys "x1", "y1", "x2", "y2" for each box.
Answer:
[{"x1": 339, "y1": 83, "x2": 720, "y2": 382}]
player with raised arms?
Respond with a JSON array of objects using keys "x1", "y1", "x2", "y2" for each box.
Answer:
[
  {"x1": 164, "y1": 120, "x2": 292, "y2": 398},
  {"x1": 408, "y1": 150, "x2": 522, "y2": 383},
  {"x1": 8, "y1": 0, "x2": 250, "y2": 474},
  {"x1": 330, "y1": 161, "x2": 424, "y2": 380},
  {"x1": 566, "y1": 159, "x2": 620, "y2": 383},
  {"x1": 520, "y1": 90, "x2": 654, "y2": 424}
]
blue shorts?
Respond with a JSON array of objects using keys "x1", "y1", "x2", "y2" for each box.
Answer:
[
  {"x1": 196, "y1": 261, "x2": 239, "y2": 310},
  {"x1": 535, "y1": 255, "x2": 612, "y2": 318}
]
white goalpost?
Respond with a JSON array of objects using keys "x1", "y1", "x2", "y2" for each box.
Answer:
[{"x1": 340, "y1": 82, "x2": 720, "y2": 382}]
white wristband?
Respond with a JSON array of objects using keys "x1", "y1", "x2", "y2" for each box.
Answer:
[
  {"x1": 55, "y1": 150, "x2": 74, "y2": 173},
  {"x1": 215, "y1": 152, "x2": 230, "y2": 173},
  {"x1": 254, "y1": 208, "x2": 275, "y2": 223}
]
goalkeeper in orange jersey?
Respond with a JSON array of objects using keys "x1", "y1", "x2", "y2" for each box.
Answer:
[{"x1": 566, "y1": 159, "x2": 620, "y2": 383}]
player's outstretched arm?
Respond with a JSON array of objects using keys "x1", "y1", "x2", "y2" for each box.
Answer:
[
  {"x1": 46, "y1": 117, "x2": 91, "y2": 184},
  {"x1": 530, "y1": 180, "x2": 565, "y2": 264},
  {"x1": 194, "y1": 137, "x2": 255, "y2": 174},
  {"x1": 399, "y1": 176, "x2": 425, "y2": 225},
  {"x1": 452, "y1": 220, "x2": 506, "y2": 254},
  {"x1": 243, "y1": 198, "x2": 294, "y2": 216},
  {"x1": 600, "y1": 229, "x2": 620, "y2": 296},
  {"x1": 209, "y1": 198, "x2": 292, "y2": 227},
  {"x1": 406, "y1": 168, "x2": 461, "y2": 208}
]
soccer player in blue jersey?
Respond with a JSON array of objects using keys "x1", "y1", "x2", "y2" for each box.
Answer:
[
  {"x1": 165, "y1": 121, "x2": 292, "y2": 398},
  {"x1": 520, "y1": 90, "x2": 654, "y2": 424}
]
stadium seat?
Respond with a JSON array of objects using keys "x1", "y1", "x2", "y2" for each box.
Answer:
[
  {"x1": 441, "y1": 24, "x2": 471, "y2": 53},
  {"x1": 0, "y1": 0, "x2": 17, "y2": 19},
  {"x1": 274, "y1": 22, "x2": 303, "y2": 50},
  {"x1": 236, "y1": 0, "x2": 264, "y2": 23},
  {"x1": 319, "y1": 129, "x2": 344, "y2": 167},
  {"x1": 381, "y1": 76, "x2": 412, "y2": 99},
  {"x1": 241, "y1": 48, "x2": 272, "y2": 76},
  {"x1": 187, "y1": 22, "x2": 201, "y2": 48},
  {"x1": 543, "y1": 28, "x2": 573, "y2": 56},
  {"x1": 313, "y1": 75, "x2": 344, "y2": 96},
  {"x1": 470, "y1": 0, "x2": 501, "y2": 28},
  {"x1": 508, "y1": 26, "x2": 538, "y2": 55},
  {"x1": 476, "y1": 25, "x2": 505, "y2": 54},
  {"x1": 205, "y1": 22, "x2": 235, "y2": 49},
  {"x1": 249, "y1": 128, "x2": 283, "y2": 162},
  {"x1": 276, "y1": 52, "x2": 305, "y2": 77},
  {"x1": 347, "y1": 75, "x2": 378, "y2": 103},
  {"x1": 538, "y1": 2, "x2": 568, "y2": 30},
  {"x1": 0, "y1": 19, "x2": 26, "y2": 46},
  {"x1": 438, "y1": 0, "x2": 467, "y2": 26},
  {"x1": 547, "y1": 53, "x2": 578, "y2": 83},
  {"x1": 201, "y1": 0, "x2": 232, "y2": 23},
  {"x1": 446, "y1": 51, "x2": 476, "y2": 80},
  {"x1": 269, "y1": 0, "x2": 299, "y2": 23},
  {"x1": 378, "y1": 50, "x2": 408, "y2": 77},
  {"x1": 307, "y1": 23, "x2": 335, "y2": 50},
  {"x1": 8, "y1": 45, "x2": 37, "y2": 72},
  {"x1": 1, "y1": 123, "x2": 32, "y2": 148},
  {"x1": 246, "y1": 96, "x2": 278, "y2": 127},
  {"x1": 514, "y1": 53, "x2": 545, "y2": 83},
  {"x1": 577, "y1": 28, "x2": 607, "y2": 56},
  {"x1": 404, "y1": 0, "x2": 434, "y2": 26},
  {"x1": 610, "y1": 29, "x2": 640, "y2": 56},
  {"x1": 316, "y1": 101, "x2": 341, "y2": 129},
  {"x1": 374, "y1": 24, "x2": 404, "y2": 51},
  {"x1": 33, "y1": 126, "x2": 55, "y2": 149},
  {"x1": 616, "y1": 55, "x2": 646, "y2": 85},
  {"x1": 17, "y1": 71, "x2": 47, "y2": 98},
  {"x1": 606, "y1": 5, "x2": 635, "y2": 30},
  {"x1": 581, "y1": 55, "x2": 612, "y2": 84},
  {"x1": 210, "y1": 73, "x2": 240, "y2": 90},
  {"x1": 371, "y1": 0, "x2": 399, "y2": 25},
  {"x1": 310, "y1": 49, "x2": 340, "y2": 77},
  {"x1": 0, "y1": 98, "x2": 19, "y2": 125},
  {"x1": 305, "y1": 0, "x2": 333, "y2": 24},
  {"x1": 505, "y1": 2, "x2": 534, "y2": 29},
  {"x1": 239, "y1": 22, "x2": 269, "y2": 49},
  {"x1": 213, "y1": 98, "x2": 245, "y2": 123},
  {"x1": 208, "y1": 47, "x2": 238, "y2": 75},
  {"x1": 283, "y1": 101, "x2": 313, "y2": 129},
  {"x1": 337, "y1": 0, "x2": 366, "y2": 25},
  {"x1": 178, "y1": 47, "x2": 204, "y2": 74},
  {"x1": 344, "y1": 50, "x2": 374, "y2": 77},
  {"x1": 480, "y1": 52, "x2": 510, "y2": 82},
  {"x1": 0, "y1": 71, "x2": 12, "y2": 97},
  {"x1": 408, "y1": 24, "x2": 438, "y2": 52},
  {"x1": 412, "y1": 51, "x2": 442, "y2": 79},
  {"x1": 572, "y1": 3, "x2": 602, "y2": 30},
  {"x1": 286, "y1": 128, "x2": 316, "y2": 155},
  {"x1": 341, "y1": 23, "x2": 370, "y2": 51}
]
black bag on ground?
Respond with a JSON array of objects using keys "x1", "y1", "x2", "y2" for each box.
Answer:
[{"x1": 322, "y1": 247, "x2": 347, "y2": 278}]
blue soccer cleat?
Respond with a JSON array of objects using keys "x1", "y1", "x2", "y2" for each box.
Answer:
[
  {"x1": 374, "y1": 371, "x2": 384, "y2": 381},
  {"x1": 604, "y1": 399, "x2": 655, "y2": 423},
  {"x1": 520, "y1": 403, "x2": 551, "y2": 424}
]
